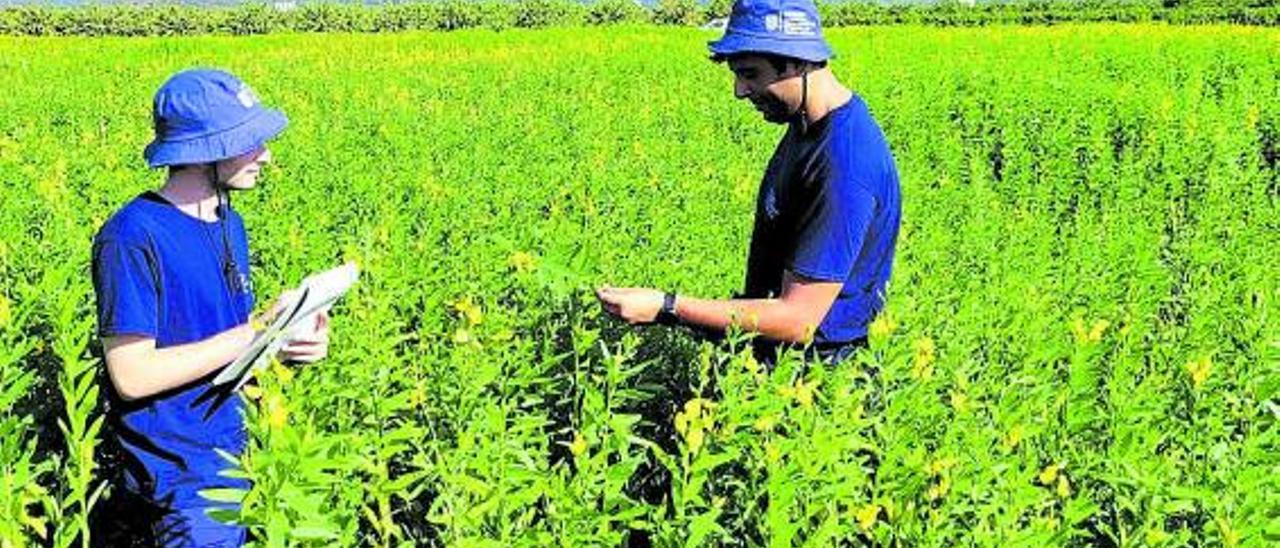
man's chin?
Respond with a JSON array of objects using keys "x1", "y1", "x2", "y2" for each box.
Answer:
[
  {"x1": 224, "y1": 179, "x2": 257, "y2": 191},
  {"x1": 761, "y1": 111, "x2": 789, "y2": 124}
]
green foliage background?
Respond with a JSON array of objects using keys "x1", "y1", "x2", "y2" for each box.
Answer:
[{"x1": 0, "y1": 24, "x2": 1278, "y2": 545}]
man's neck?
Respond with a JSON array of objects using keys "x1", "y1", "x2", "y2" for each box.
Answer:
[
  {"x1": 798, "y1": 69, "x2": 854, "y2": 128},
  {"x1": 158, "y1": 168, "x2": 222, "y2": 222}
]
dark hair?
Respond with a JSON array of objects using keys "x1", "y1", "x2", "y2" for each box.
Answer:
[
  {"x1": 710, "y1": 51, "x2": 827, "y2": 73},
  {"x1": 167, "y1": 164, "x2": 208, "y2": 177}
]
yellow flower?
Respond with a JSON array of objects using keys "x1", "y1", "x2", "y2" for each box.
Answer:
[
  {"x1": 242, "y1": 384, "x2": 263, "y2": 400},
  {"x1": 1088, "y1": 319, "x2": 1110, "y2": 342},
  {"x1": 568, "y1": 431, "x2": 587, "y2": 458},
  {"x1": 779, "y1": 378, "x2": 819, "y2": 408},
  {"x1": 926, "y1": 474, "x2": 951, "y2": 501},
  {"x1": 753, "y1": 414, "x2": 778, "y2": 433},
  {"x1": 684, "y1": 398, "x2": 711, "y2": 418},
  {"x1": 1070, "y1": 316, "x2": 1089, "y2": 344},
  {"x1": 1185, "y1": 356, "x2": 1212, "y2": 389},
  {"x1": 764, "y1": 441, "x2": 781, "y2": 464},
  {"x1": 508, "y1": 251, "x2": 536, "y2": 273},
  {"x1": 265, "y1": 394, "x2": 288, "y2": 429},
  {"x1": 800, "y1": 323, "x2": 817, "y2": 345},
  {"x1": 1003, "y1": 424, "x2": 1025, "y2": 451},
  {"x1": 1056, "y1": 475, "x2": 1071, "y2": 498},
  {"x1": 856, "y1": 504, "x2": 879, "y2": 532},
  {"x1": 675, "y1": 398, "x2": 715, "y2": 455},
  {"x1": 408, "y1": 386, "x2": 427, "y2": 408},
  {"x1": 911, "y1": 336, "x2": 936, "y2": 379},
  {"x1": 925, "y1": 457, "x2": 957, "y2": 476},
  {"x1": 452, "y1": 328, "x2": 473, "y2": 345},
  {"x1": 453, "y1": 297, "x2": 483, "y2": 326},
  {"x1": 270, "y1": 359, "x2": 295, "y2": 385},
  {"x1": 1245, "y1": 105, "x2": 1259, "y2": 131},
  {"x1": 0, "y1": 293, "x2": 10, "y2": 329},
  {"x1": 868, "y1": 314, "x2": 897, "y2": 340},
  {"x1": 740, "y1": 351, "x2": 763, "y2": 377},
  {"x1": 1071, "y1": 316, "x2": 1109, "y2": 344},
  {"x1": 1038, "y1": 463, "x2": 1060, "y2": 486},
  {"x1": 794, "y1": 379, "x2": 818, "y2": 407},
  {"x1": 686, "y1": 427, "x2": 705, "y2": 454}
]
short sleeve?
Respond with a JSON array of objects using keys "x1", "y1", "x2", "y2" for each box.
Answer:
[
  {"x1": 92, "y1": 238, "x2": 159, "y2": 338},
  {"x1": 787, "y1": 173, "x2": 876, "y2": 282}
]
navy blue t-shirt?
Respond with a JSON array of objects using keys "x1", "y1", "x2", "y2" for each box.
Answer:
[
  {"x1": 744, "y1": 95, "x2": 901, "y2": 357},
  {"x1": 91, "y1": 191, "x2": 253, "y2": 509}
]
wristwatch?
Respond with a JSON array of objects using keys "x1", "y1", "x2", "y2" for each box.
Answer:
[{"x1": 656, "y1": 292, "x2": 679, "y2": 326}]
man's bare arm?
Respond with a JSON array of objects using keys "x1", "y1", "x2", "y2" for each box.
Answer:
[
  {"x1": 103, "y1": 326, "x2": 254, "y2": 401},
  {"x1": 597, "y1": 271, "x2": 842, "y2": 344}
]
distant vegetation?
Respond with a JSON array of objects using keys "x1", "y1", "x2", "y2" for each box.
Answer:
[{"x1": 1, "y1": 0, "x2": 1276, "y2": 36}]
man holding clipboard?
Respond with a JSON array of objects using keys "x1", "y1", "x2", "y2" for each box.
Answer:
[{"x1": 91, "y1": 69, "x2": 330, "y2": 546}]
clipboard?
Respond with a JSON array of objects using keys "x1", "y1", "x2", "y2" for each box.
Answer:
[{"x1": 214, "y1": 262, "x2": 359, "y2": 390}]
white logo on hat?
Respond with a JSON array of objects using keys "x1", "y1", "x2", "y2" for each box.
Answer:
[
  {"x1": 764, "y1": 13, "x2": 780, "y2": 32},
  {"x1": 237, "y1": 86, "x2": 259, "y2": 108},
  {"x1": 781, "y1": 10, "x2": 817, "y2": 36}
]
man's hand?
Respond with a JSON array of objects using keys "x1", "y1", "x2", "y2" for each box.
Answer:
[
  {"x1": 596, "y1": 287, "x2": 664, "y2": 325},
  {"x1": 253, "y1": 289, "x2": 300, "y2": 331},
  {"x1": 279, "y1": 308, "x2": 330, "y2": 364}
]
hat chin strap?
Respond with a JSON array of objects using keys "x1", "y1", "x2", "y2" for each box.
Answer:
[{"x1": 791, "y1": 69, "x2": 810, "y2": 133}]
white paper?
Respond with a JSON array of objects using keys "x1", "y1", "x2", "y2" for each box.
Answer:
[{"x1": 213, "y1": 262, "x2": 359, "y2": 389}]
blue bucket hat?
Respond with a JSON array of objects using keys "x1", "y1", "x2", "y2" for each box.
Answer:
[
  {"x1": 708, "y1": 0, "x2": 833, "y2": 63},
  {"x1": 143, "y1": 69, "x2": 288, "y2": 169}
]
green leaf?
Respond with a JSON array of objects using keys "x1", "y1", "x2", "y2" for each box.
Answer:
[{"x1": 198, "y1": 488, "x2": 247, "y2": 504}]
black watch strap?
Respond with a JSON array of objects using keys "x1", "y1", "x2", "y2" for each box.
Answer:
[{"x1": 657, "y1": 292, "x2": 679, "y2": 325}]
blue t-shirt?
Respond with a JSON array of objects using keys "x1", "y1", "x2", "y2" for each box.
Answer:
[
  {"x1": 744, "y1": 95, "x2": 901, "y2": 358},
  {"x1": 91, "y1": 191, "x2": 254, "y2": 509}
]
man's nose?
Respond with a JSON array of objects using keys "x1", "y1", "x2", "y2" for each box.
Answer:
[{"x1": 734, "y1": 78, "x2": 751, "y2": 100}]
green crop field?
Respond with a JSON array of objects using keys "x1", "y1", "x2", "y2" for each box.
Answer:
[{"x1": 1, "y1": 24, "x2": 1277, "y2": 546}]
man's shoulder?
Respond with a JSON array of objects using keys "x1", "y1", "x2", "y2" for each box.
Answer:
[
  {"x1": 825, "y1": 98, "x2": 894, "y2": 179},
  {"x1": 830, "y1": 96, "x2": 888, "y2": 148},
  {"x1": 95, "y1": 194, "x2": 166, "y2": 247}
]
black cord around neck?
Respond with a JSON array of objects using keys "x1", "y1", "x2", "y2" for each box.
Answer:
[{"x1": 208, "y1": 164, "x2": 244, "y2": 296}]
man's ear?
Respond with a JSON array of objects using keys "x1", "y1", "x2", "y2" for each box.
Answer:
[{"x1": 780, "y1": 60, "x2": 808, "y2": 80}]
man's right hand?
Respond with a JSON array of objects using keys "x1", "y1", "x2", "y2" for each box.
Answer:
[{"x1": 252, "y1": 289, "x2": 301, "y2": 332}]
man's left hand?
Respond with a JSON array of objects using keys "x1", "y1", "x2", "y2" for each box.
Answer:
[
  {"x1": 596, "y1": 287, "x2": 664, "y2": 325},
  {"x1": 279, "y1": 309, "x2": 330, "y2": 364}
]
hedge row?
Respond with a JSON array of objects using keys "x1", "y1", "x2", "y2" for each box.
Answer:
[{"x1": 1, "y1": 0, "x2": 1277, "y2": 37}]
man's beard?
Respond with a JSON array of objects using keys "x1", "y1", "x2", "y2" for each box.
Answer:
[{"x1": 751, "y1": 94, "x2": 791, "y2": 124}]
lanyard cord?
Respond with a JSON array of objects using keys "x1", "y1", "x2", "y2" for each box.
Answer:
[{"x1": 205, "y1": 165, "x2": 248, "y2": 311}]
